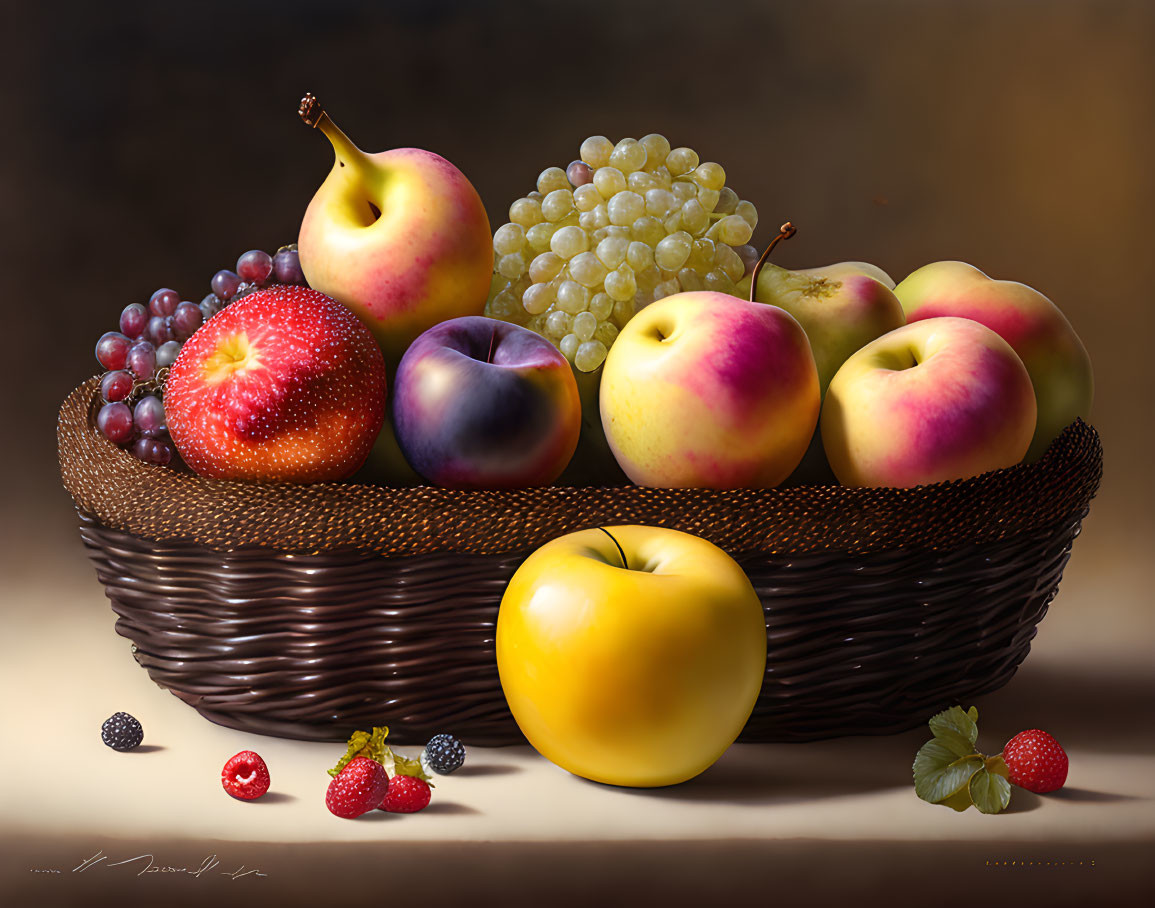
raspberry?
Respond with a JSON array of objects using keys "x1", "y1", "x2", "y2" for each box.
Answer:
[
  {"x1": 381, "y1": 774, "x2": 431, "y2": 813},
  {"x1": 1002, "y1": 729, "x2": 1068, "y2": 794},
  {"x1": 326, "y1": 757, "x2": 389, "y2": 819},
  {"x1": 425, "y1": 734, "x2": 466, "y2": 775},
  {"x1": 221, "y1": 751, "x2": 271, "y2": 800},
  {"x1": 101, "y1": 712, "x2": 143, "y2": 751}
]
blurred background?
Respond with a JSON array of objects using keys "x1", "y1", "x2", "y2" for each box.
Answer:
[{"x1": 1, "y1": 0, "x2": 1152, "y2": 898}]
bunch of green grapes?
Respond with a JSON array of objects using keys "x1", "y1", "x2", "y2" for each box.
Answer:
[{"x1": 485, "y1": 135, "x2": 761, "y2": 372}]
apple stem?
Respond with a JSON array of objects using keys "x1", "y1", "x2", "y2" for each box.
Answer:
[
  {"x1": 748, "y1": 222, "x2": 797, "y2": 303},
  {"x1": 597, "y1": 527, "x2": 629, "y2": 571},
  {"x1": 298, "y1": 92, "x2": 372, "y2": 174}
]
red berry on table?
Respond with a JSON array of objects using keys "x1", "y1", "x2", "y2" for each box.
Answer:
[
  {"x1": 221, "y1": 750, "x2": 271, "y2": 801},
  {"x1": 326, "y1": 756, "x2": 389, "y2": 819},
  {"x1": 1002, "y1": 729, "x2": 1068, "y2": 794},
  {"x1": 380, "y1": 774, "x2": 431, "y2": 813}
]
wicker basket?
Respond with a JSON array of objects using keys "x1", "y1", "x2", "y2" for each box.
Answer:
[{"x1": 59, "y1": 377, "x2": 1102, "y2": 745}]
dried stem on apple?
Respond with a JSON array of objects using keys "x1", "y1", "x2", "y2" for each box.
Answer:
[
  {"x1": 298, "y1": 92, "x2": 373, "y2": 184},
  {"x1": 747, "y1": 222, "x2": 797, "y2": 303},
  {"x1": 597, "y1": 527, "x2": 629, "y2": 571}
]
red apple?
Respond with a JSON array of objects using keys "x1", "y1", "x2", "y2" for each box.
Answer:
[{"x1": 165, "y1": 286, "x2": 387, "y2": 482}]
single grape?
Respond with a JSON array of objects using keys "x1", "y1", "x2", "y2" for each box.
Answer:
[
  {"x1": 626, "y1": 241, "x2": 654, "y2": 272},
  {"x1": 541, "y1": 189, "x2": 576, "y2": 223},
  {"x1": 155, "y1": 340, "x2": 183, "y2": 368},
  {"x1": 627, "y1": 171, "x2": 657, "y2": 194},
  {"x1": 572, "y1": 311, "x2": 598, "y2": 342},
  {"x1": 630, "y1": 216, "x2": 665, "y2": 246},
  {"x1": 666, "y1": 147, "x2": 699, "y2": 176},
  {"x1": 704, "y1": 269, "x2": 736, "y2": 295},
  {"x1": 692, "y1": 162, "x2": 726, "y2": 191},
  {"x1": 119, "y1": 303, "x2": 149, "y2": 339},
  {"x1": 146, "y1": 315, "x2": 174, "y2": 346},
  {"x1": 95, "y1": 331, "x2": 131, "y2": 371},
  {"x1": 566, "y1": 160, "x2": 593, "y2": 186},
  {"x1": 717, "y1": 214, "x2": 754, "y2": 246},
  {"x1": 569, "y1": 251, "x2": 609, "y2": 288},
  {"x1": 199, "y1": 293, "x2": 223, "y2": 321},
  {"x1": 715, "y1": 243, "x2": 746, "y2": 282},
  {"x1": 609, "y1": 138, "x2": 647, "y2": 174},
  {"x1": 96, "y1": 401, "x2": 134, "y2": 445},
  {"x1": 172, "y1": 301, "x2": 203, "y2": 340},
  {"x1": 687, "y1": 238, "x2": 716, "y2": 272},
  {"x1": 697, "y1": 186, "x2": 721, "y2": 213},
  {"x1": 526, "y1": 223, "x2": 557, "y2": 253},
  {"x1": 126, "y1": 341, "x2": 156, "y2": 381},
  {"x1": 133, "y1": 394, "x2": 167, "y2": 438},
  {"x1": 148, "y1": 288, "x2": 180, "y2": 317},
  {"x1": 592, "y1": 167, "x2": 627, "y2": 199},
  {"x1": 236, "y1": 250, "x2": 273, "y2": 285},
  {"x1": 211, "y1": 269, "x2": 241, "y2": 300},
  {"x1": 574, "y1": 340, "x2": 608, "y2": 372},
  {"x1": 537, "y1": 167, "x2": 570, "y2": 195},
  {"x1": 493, "y1": 223, "x2": 526, "y2": 256},
  {"x1": 573, "y1": 184, "x2": 603, "y2": 212},
  {"x1": 611, "y1": 297, "x2": 635, "y2": 327},
  {"x1": 100, "y1": 370, "x2": 134, "y2": 403},
  {"x1": 588, "y1": 292, "x2": 614, "y2": 321},
  {"x1": 133, "y1": 437, "x2": 174, "y2": 465},
  {"x1": 678, "y1": 268, "x2": 705, "y2": 292},
  {"x1": 715, "y1": 187, "x2": 740, "y2": 215},
  {"x1": 735, "y1": 199, "x2": 759, "y2": 230},
  {"x1": 529, "y1": 252, "x2": 565, "y2": 283},
  {"x1": 681, "y1": 199, "x2": 709, "y2": 235},
  {"x1": 556, "y1": 280, "x2": 591, "y2": 314},
  {"x1": 545, "y1": 310, "x2": 572, "y2": 339},
  {"x1": 736, "y1": 244, "x2": 761, "y2": 276},
  {"x1": 496, "y1": 252, "x2": 528, "y2": 280},
  {"x1": 578, "y1": 206, "x2": 609, "y2": 232},
  {"x1": 559, "y1": 333, "x2": 580, "y2": 361},
  {"x1": 639, "y1": 134, "x2": 672, "y2": 166},
  {"x1": 655, "y1": 233, "x2": 692, "y2": 271},
  {"x1": 550, "y1": 225, "x2": 589, "y2": 260},
  {"x1": 596, "y1": 235, "x2": 630, "y2": 270},
  {"x1": 522, "y1": 282, "x2": 556, "y2": 315},
  {"x1": 608, "y1": 191, "x2": 645, "y2": 227},
  {"x1": 579, "y1": 136, "x2": 614, "y2": 168},
  {"x1": 273, "y1": 248, "x2": 305, "y2": 284},
  {"x1": 671, "y1": 181, "x2": 697, "y2": 203},
  {"x1": 645, "y1": 188, "x2": 676, "y2": 218},
  {"x1": 604, "y1": 266, "x2": 637, "y2": 302},
  {"x1": 593, "y1": 321, "x2": 619, "y2": 347},
  {"x1": 510, "y1": 198, "x2": 544, "y2": 228}
]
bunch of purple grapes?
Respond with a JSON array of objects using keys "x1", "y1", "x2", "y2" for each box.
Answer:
[{"x1": 93, "y1": 246, "x2": 306, "y2": 463}]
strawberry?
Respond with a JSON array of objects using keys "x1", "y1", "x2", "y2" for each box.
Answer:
[
  {"x1": 326, "y1": 756, "x2": 389, "y2": 818},
  {"x1": 381, "y1": 773, "x2": 431, "y2": 813},
  {"x1": 221, "y1": 751, "x2": 271, "y2": 801},
  {"x1": 1002, "y1": 729, "x2": 1068, "y2": 794}
]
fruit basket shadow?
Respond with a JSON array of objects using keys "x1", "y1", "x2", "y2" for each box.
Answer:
[{"x1": 58, "y1": 377, "x2": 1101, "y2": 745}]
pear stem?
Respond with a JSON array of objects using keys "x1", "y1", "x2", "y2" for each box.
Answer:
[
  {"x1": 748, "y1": 222, "x2": 797, "y2": 303},
  {"x1": 597, "y1": 527, "x2": 629, "y2": 571},
  {"x1": 298, "y1": 92, "x2": 370, "y2": 172}
]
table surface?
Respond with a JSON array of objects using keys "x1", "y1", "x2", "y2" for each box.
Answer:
[{"x1": 2, "y1": 510, "x2": 1153, "y2": 907}]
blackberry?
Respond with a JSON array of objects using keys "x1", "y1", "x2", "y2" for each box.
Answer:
[
  {"x1": 101, "y1": 712, "x2": 143, "y2": 751},
  {"x1": 424, "y1": 733, "x2": 466, "y2": 775}
]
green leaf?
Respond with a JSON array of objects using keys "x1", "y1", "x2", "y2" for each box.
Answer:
[
  {"x1": 928, "y1": 706, "x2": 980, "y2": 757},
  {"x1": 327, "y1": 726, "x2": 390, "y2": 778},
  {"x1": 970, "y1": 765, "x2": 1012, "y2": 814},
  {"x1": 913, "y1": 739, "x2": 985, "y2": 803}
]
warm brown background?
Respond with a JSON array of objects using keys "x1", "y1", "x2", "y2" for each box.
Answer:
[{"x1": 2, "y1": 1, "x2": 1153, "y2": 905}]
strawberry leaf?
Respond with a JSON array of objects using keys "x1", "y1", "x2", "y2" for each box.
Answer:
[
  {"x1": 928, "y1": 705, "x2": 979, "y2": 757},
  {"x1": 913, "y1": 739, "x2": 984, "y2": 804},
  {"x1": 970, "y1": 765, "x2": 1012, "y2": 814},
  {"x1": 327, "y1": 726, "x2": 390, "y2": 778},
  {"x1": 382, "y1": 748, "x2": 435, "y2": 787}
]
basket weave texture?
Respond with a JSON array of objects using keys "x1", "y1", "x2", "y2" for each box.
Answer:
[{"x1": 60, "y1": 378, "x2": 1102, "y2": 744}]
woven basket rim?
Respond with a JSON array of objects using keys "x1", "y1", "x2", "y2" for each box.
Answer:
[{"x1": 58, "y1": 376, "x2": 1102, "y2": 557}]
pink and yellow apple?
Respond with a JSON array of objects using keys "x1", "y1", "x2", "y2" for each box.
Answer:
[
  {"x1": 599, "y1": 292, "x2": 820, "y2": 488},
  {"x1": 821, "y1": 317, "x2": 1037, "y2": 488},
  {"x1": 894, "y1": 262, "x2": 1093, "y2": 461},
  {"x1": 391, "y1": 316, "x2": 580, "y2": 488},
  {"x1": 297, "y1": 95, "x2": 493, "y2": 364},
  {"x1": 496, "y1": 525, "x2": 767, "y2": 787}
]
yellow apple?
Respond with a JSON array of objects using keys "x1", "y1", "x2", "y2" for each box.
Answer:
[{"x1": 496, "y1": 526, "x2": 766, "y2": 787}]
